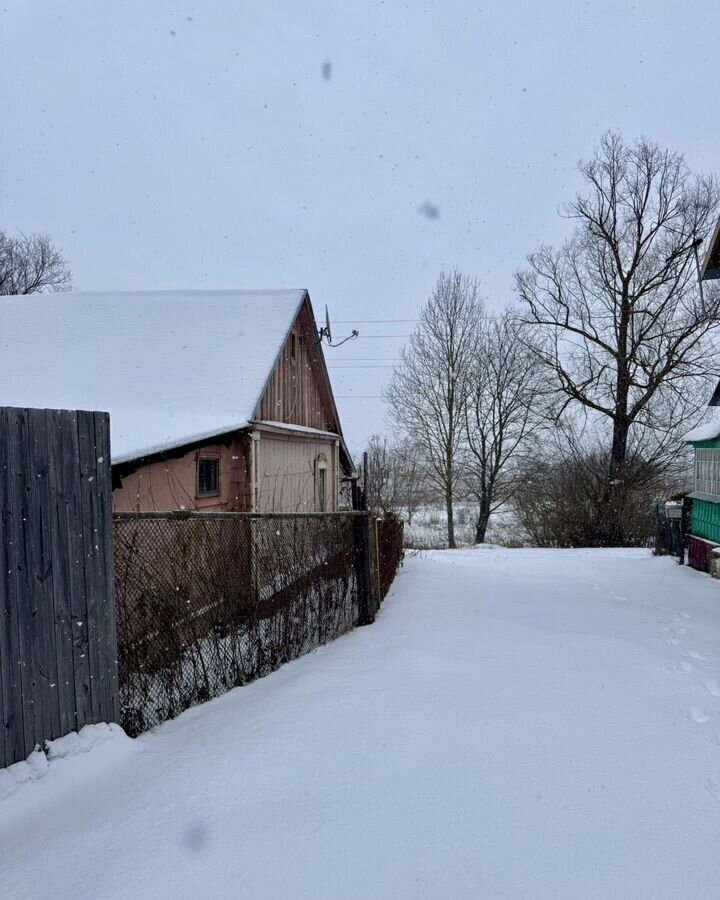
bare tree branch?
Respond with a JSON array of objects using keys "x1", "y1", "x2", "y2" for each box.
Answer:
[{"x1": 0, "y1": 230, "x2": 72, "y2": 295}]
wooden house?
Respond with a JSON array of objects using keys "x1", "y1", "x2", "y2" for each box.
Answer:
[
  {"x1": 684, "y1": 392, "x2": 720, "y2": 571},
  {"x1": 0, "y1": 289, "x2": 353, "y2": 512},
  {"x1": 683, "y1": 229, "x2": 720, "y2": 570}
]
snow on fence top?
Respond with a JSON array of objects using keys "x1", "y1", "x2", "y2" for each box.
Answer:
[
  {"x1": 0, "y1": 289, "x2": 308, "y2": 463},
  {"x1": 683, "y1": 418, "x2": 720, "y2": 443}
]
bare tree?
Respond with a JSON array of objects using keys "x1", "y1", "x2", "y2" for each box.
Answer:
[
  {"x1": 515, "y1": 132, "x2": 720, "y2": 544},
  {"x1": 386, "y1": 270, "x2": 482, "y2": 547},
  {"x1": 364, "y1": 435, "x2": 428, "y2": 523},
  {"x1": 512, "y1": 419, "x2": 684, "y2": 548},
  {"x1": 392, "y1": 438, "x2": 426, "y2": 525},
  {"x1": 364, "y1": 434, "x2": 397, "y2": 515},
  {"x1": 0, "y1": 230, "x2": 72, "y2": 295},
  {"x1": 464, "y1": 310, "x2": 550, "y2": 543}
]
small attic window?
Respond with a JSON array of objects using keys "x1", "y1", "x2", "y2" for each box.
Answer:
[
  {"x1": 290, "y1": 332, "x2": 297, "y2": 359},
  {"x1": 197, "y1": 456, "x2": 220, "y2": 497}
]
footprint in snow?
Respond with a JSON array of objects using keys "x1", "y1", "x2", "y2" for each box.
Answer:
[
  {"x1": 704, "y1": 679, "x2": 720, "y2": 698},
  {"x1": 705, "y1": 777, "x2": 720, "y2": 803},
  {"x1": 689, "y1": 707, "x2": 710, "y2": 724},
  {"x1": 663, "y1": 662, "x2": 693, "y2": 675},
  {"x1": 688, "y1": 650, "x2": 706, "y2": 661}
]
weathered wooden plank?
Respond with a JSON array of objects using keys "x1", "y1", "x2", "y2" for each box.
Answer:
[
  {"x1": 70, "y1": 411, "x2": 92, "y2": 730},
  {"x1": 91, "y1": 411, "x2": 118, "y2": 723},
  {"x1": 26, "y1": 409, "x2": 59, "y2": 746},
  {"x1": 6, "y1": 409, "x2": 37, "y2": 758},
  {"x1": 77, "y1": 410, "x2": 104, "y2": 724},
  {"x1": 0, "y1": 408, "x2": 27, "y2": 765},
  {"x1": 0, "y1": 406, "x2": 13, "y2": 768},
  {"x1": 47, "y1": 408, "x2": 78, "y2": 739}
]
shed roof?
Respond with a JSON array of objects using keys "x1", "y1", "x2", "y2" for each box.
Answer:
[
  {"x1": 684, "y1": 419, "x2": 720, "y2": 443},
  {"x1": 0, "y1": 289, "x2": 314, "y2": 463}
]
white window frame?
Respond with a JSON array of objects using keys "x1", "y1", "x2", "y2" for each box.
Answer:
[{"x1": 695, "y1": 448, "x2": 720, "y2": 498}]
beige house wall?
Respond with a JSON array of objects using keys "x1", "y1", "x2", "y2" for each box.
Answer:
[
  {"x1": 112, "y1": 439, "x2": 248, "y2": 512},
  {"x1": 112, "y1": 429, "x2": 339, "y2": 514},
  {"x1": 254, "y1": 431, "x2": 339, "y2": 513}
]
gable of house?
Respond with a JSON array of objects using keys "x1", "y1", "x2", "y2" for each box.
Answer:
[{"x1": 255, "y1": 297, "x2": 341, "y2": 434}]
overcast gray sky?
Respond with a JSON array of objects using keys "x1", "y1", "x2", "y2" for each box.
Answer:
[{"x1": 3, "y1": 0, "x2": 719, "y2": 451}]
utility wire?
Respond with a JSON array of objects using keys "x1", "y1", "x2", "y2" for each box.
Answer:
[{"x1": 333, "y1": 319, "x2": 417, "y2": 324}]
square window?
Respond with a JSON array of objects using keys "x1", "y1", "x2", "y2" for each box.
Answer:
[{"x1": 197, "y1": 457, "x2": 220, "y2": 496}]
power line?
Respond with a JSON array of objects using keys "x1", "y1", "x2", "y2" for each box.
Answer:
[
  {"x1": 336, "y1": 395, "x2": 386, "y2": 399},
  {"x1": 333, "y1": 319, "x2": 417, "y2": 324},
  {"x1": 328, "y1": 365, "x2": 396, "y2": 369}
]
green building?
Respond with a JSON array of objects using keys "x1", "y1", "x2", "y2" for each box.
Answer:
[
  {"x1": 685, "y1": 412, "x2": 720, "y2": 571},
  {"x1": 684, "y1": 224, "x2": 720, "y2": 570}
]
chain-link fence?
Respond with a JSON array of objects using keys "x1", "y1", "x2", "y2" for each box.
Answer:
[
  {"x1": 114, "y1": 511, "x2": 368, "y2": 736},
  {"x1": 371, "y1": 515, "x2": 405, "y2": 603}
]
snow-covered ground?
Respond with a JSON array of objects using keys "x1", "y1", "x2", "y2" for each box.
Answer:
[
  {"x1": 404, "y1": 504, "x2": 523, "y2": 548},
  {"x1": 3, "y1": 548, "x2": 720, "y2": 899}
]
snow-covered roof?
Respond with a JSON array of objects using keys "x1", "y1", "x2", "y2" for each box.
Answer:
[
  {"x1": 0, "y1": 289, "x2": 309, "y2": 463},
  {"x1": 683, "y1": 419, "x2": 720, "y2": 443},
  {"x1": 255, "y1": 420, "x2": 340, "y2": 438}
]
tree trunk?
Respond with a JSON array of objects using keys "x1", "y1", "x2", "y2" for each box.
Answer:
[
  {"x1": 605, "y1": 415, "x2": 630, "y2": 545},
  {"x1": 605, "y1": 296, "x2": 631, "y2": 546},
  {"x1": 475, "y1": 497, "x2": 491, "y2": 544},
  {"x1": 446, "y1": 486, "x2": 456, "y2": 548}
]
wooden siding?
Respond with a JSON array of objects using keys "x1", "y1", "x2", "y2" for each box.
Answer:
[
  {"x1": 255, "y1": 432, "x2": 339, "y2": 513},
  {"x1": 256, "y1": 301, "x2": 339, "y2": 433},
  {"x1": 688, "y1": 438, "x2": 720, "y2": 543},
  {"x1": 690, "y1": 497, "x2": 720, "y2": 544}
]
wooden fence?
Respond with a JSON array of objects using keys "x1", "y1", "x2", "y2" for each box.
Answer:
[
  {"x1": 0, "y1": 407, "x2": 118, "y2": 769},
  {"x1": 0, "y1": 409, "x2": 405, "y2": 764}
]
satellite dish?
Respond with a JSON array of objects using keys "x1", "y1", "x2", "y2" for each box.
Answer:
[
  {"x1": 324, "y1": 305, "x2": 333, "y2": 343},
  {"x1": 317, "y1": 305, "x2": 358, "y2": 347}
]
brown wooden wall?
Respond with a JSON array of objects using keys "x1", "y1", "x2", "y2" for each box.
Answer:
[
  {"x1": 0, "y1": 407, "x2": 118, "y2": 768},
  {"x1": 256, "y1": 301, "x2": 339, "y2": 433}
]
